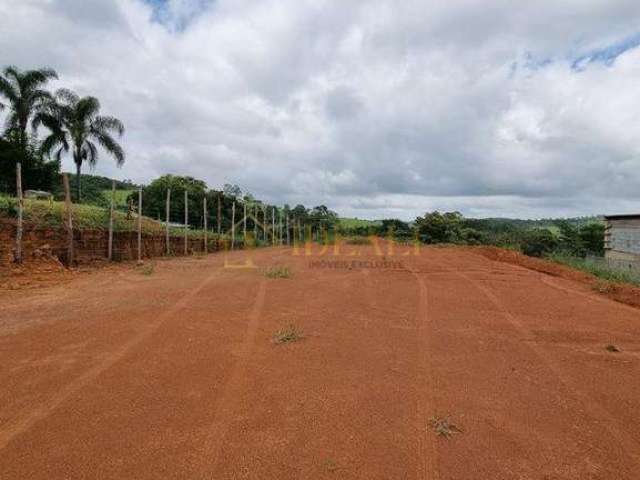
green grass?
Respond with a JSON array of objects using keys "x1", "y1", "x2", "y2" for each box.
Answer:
[
  {"x1": 138, "y1": 263, "x2": 155, "y2": 275},
  {"x1": 0, "y1": 194, "x2": 222, "y2": 239},
  {"x1": 337, "y1": 217, "x2": 382, "y2": 229},
  {"x1": 102, "y1": 189, "x2": 133, "y2": 208},
  {"x1": 265, "y1": 265, "x2": 291, "y2": 278},
  {"x1": 547, "y1": 252, "x2": 640, "y2": 286}
]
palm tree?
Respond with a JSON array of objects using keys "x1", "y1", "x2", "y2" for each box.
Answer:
[
  {"x1": 0, "y1": 66, "x2": 58, "y2": 149},
  {"x1": 38, "y1": 89, "x2": 125, "y2": 201}
]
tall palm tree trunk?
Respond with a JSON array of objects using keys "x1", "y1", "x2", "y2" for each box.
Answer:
[{"x1": 74, "y1": 157, "x2": 82, "y2": 203}]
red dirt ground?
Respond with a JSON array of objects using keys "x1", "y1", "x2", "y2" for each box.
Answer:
[{"x1": 1, "y1": 245, "x2": 639, "y2": 479}]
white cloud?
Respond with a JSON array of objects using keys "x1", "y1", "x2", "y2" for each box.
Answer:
[{"x1": 1, "y1": 0, "x2": 640, "y2": 219}]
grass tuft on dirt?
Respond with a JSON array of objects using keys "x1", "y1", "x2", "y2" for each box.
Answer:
[
  {"x1": 265, "y1": 265, "x2": 291, "y2": 278},
  {"x1": 138, "y1": 263, "x2": 155, "y2": 276},
  {"x1": 345, "y1": 236, "x2": 371, "y2": 245},
  {"x1": 272, "y1": 324, "x2": 304, "y2": 344},
  {"x1": 428, "y1": 416, "x2": 462, "y2": 438},
  {"x1": 322, "y1": 459, "x2": 338, "y2": 472}
]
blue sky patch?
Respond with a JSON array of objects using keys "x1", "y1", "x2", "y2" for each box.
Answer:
[
  {"x1": 143, "y1": 0, "x2": 215, "y2": 31},
  {"x1": 572, "y1": 33, "x2": 640, "y2": 71}
]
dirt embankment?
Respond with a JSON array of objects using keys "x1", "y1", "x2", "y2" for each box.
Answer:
[{"x1": 470, "y1": 246, "x2": 640, "y2": 310}]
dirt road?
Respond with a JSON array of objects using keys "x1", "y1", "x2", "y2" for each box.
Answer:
[{"x1": 1, "y1": 245, "x2": 639, "y2": 479}]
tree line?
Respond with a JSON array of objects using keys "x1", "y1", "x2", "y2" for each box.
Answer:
[{"x1": 134, "y1": 174, "x2": 339, "y2": 237}]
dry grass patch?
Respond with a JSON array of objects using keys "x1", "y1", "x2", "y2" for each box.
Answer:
[
  {"x1": 138, "y1": 263, "x2": 155, "y2": 276},
  {"x1": 272, "y1": 324, "x2": 304, "y2": 344},
  {"x1": 428, "y1": 416, "x2": 462, "y2": 438}
]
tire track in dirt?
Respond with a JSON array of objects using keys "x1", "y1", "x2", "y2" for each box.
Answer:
[
  {"x1": 192, "y1": 277, "x2": 267, "y2": 475},
  {"x1": 446, "y1": 257, "x2": 640, "y2": 470},
  {"x1": 406, "y1": 263, "x2": 440, "y2": 480},
  {"x1": 0, "y1": 266, "x2": 224, "y2": 453}
]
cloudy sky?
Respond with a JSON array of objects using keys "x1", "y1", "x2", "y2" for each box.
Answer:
[{"x1": 2, "y1": 0, "x2": 640, "y2": 219}]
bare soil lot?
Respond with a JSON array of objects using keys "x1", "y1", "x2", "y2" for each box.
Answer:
[{"x1": 1, "y1": 245, "x2": 639, "y2": 479}]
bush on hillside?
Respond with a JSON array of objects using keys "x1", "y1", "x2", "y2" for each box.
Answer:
[{"x1": 520, "y1": 228, "x2": 559, "y2": 257}]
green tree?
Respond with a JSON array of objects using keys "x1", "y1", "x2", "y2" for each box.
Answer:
[
  {"x1": 579, "y1": 222, "x2": 605, "y2": 256},
  {"x1": 380, "y1": 219, "x2": 413, "y2": 240},
  {"x1": 141, "y1": 175, "x2": 207, "y2": 227},
  {"x1": 0, "y1": 136, "x2": 59, "y2": 194},
  {"x1": 38, "y1": 89, "x2": 125, "y2": 202},
  {"x1": 0, "y1": 65, "x2": 58, "y2": 150},
  {"x1": 520, "y1": 228, "x2": 558, "y2": 257},
  {"x1": 415, "y1": 211, "x2": 464, "y2": 244}
]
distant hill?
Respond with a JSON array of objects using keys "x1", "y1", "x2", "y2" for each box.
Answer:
[{"x1": 61, "y1": 173, "x2": 138, "y2": 192}]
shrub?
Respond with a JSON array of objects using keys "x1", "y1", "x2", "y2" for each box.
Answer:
[{"x1": 520, "y1": 228, "x2": 558, "y2": 257}]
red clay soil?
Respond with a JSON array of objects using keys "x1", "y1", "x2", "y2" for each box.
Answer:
[
  {"x1": 471, "y1": 246, "x2": 640, "y2": 309},
  {"x1": 1, "y1": 245, "x2": 639, "y2": 479}
]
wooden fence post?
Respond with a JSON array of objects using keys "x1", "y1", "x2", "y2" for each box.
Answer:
[
  {"x1": 108, "y1": 180, "x2": 115, "y2": 261},
  {"x1": 137, "y1": 187, "x2": 142, "y2": 263},
  {"x1": 166, "y1": 188, "x2": 171, "y2": 255},
  {"x1": 63, "y1": 173, "x2": 74, "y2": 265},
  {"x1": 184, "y1": 190, "x2": 188, "y2": 255},
  {"x1": 217, "y1": 192, "x2": 221, "y2": 235},
  {"x1": 272, "y1": 207, "x2": 276, "y2": 245},
  {"x1": 231, "y1": 201, "x2": 236, "y2": 250},
  {"x1": 243, "y1": 201, "x2": 247, "y2": 241},
  {"x1": 203, "y1": 196, "x2": 208, "y2": 254},
  {"x1": 286, "y1": 215, "x2": 290, "y2": 246},
  {"x1": 253, "y1": 205, "x2": 257, "y2": 239},
  {"x1": 15, "y1": 162, "x2": 23, "y2": 264}
]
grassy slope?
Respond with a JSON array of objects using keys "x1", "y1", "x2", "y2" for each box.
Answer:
[
  {"x1": 0, "y1": 195, "x2": 216, "y2": 237},
  {"x1": 101, "y1": 189, "x2": 134, "y2": 208},
  {"x1": 548, "y1": 252, "x2": 640, "y2": 286}
]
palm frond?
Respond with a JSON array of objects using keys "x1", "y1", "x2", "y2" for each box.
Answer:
[
  {"x1": 21, "y1": 68, "x2": 58, "y2": 90},
  {"x1": 76, "y1": 96, "x2": 101, "y2": 121},
  {"x1": 40, "y1": 131, "x2": 68, "y2": 158},
  {"x1": 0, "y1": 74, "x2": 17, "y2": 102},
  {"x1": 82, "y1": 140, "x2": 99, "y2": 168},
  {"x1": 55, "y1": 88, "x2": 80, "y2": 106},
  {"x1": 93, "y1": 115, "x2": 125, "y2": 136},
  {"x1": 93, "y1": 131, "x2": 125, "y2": 166},
  {"x1": 2, "y1": 65, "x2": 20, "y2": 83}
]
